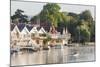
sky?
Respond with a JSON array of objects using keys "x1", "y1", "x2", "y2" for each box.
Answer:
[{"x1": 11, "y1": 1, "x2": 95, "y2": 19}]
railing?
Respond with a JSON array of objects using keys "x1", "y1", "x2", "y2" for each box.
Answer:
[{"x1": 48, "y1": 33, "x2": 71, "y2": 39}]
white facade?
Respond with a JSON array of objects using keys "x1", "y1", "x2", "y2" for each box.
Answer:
[
  {"x1": 11, "y1": 25, "x2": 71, "y2": 47},
  {"x1": 20, "y1": 26, "x2": 30, "y2": 39},
  {"x1": 29, "y1": 39, "x2": 37, "y2": 46},
  {"x1": 11, "y1": 25, "x2": 20, "y2": 41},
  {"x1": 30, "y1": 27, "x2": 38, "y2": 34},
  {"x1": 38, "y1": 27, "x2": 47, "y2": 34}
]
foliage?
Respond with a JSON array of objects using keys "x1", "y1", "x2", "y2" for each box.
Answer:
[
  {"x1": 65, "y1": 10, "x2": 95, "y2": 43},
  {"x1": 11, "y1": 9, "x2": 28, "y2": 23},
  {"x1": 43, "y1": 34, "x2": 51, "y2": 48},
  {"x1": 39, "y1": 3, "x2": 67, "y2": 27},
  {"x1": 79, "y1": 10, "x2": 93, "y2": 22},
  {"x1": 76, "y1": 22, "x2": 91, "y2": 43}
]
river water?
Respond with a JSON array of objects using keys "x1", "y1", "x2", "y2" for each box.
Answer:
[{"x1": 11, "y1": 46, "x2": 95, "y2": 66}]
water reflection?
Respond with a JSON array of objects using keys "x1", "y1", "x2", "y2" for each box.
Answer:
[{"x1": 11, "y1": 46, "x2": 95, "y2": 66}]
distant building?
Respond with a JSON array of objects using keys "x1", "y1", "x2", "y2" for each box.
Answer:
[{"x1": 10, "y1": 23, "x2": 71, "y2": 47}]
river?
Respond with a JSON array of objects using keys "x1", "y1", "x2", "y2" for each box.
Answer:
[{"x1": 11, "y1": 45, "x2": 95, "y2": 66}]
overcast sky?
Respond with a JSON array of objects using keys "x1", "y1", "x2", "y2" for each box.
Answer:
[{"x1": 11, "y1": 1, "x2": 95, "y2": 19}]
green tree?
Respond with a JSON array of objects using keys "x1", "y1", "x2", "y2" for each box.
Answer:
[
  {"x1": 11, "y1": 9, "x2": 28, "y2": 23},
  {"x1": 76, "y1": 20, "x2": 91, "y2": 44},
  {"x1": 79, "y1": 10, "x2": 95, "y2": 42},
  {"x1": 65, "y1": 12, "x2": 79, "y2": 40},
  {"x1": 40, "y1": 3, "x2": 65, "y2": 27},
  {"x1": 66, "y1": 10, "x2": 95, "y2": 43},
  {"x1": 79, "y1": 10, "x2": 93, "y2": 22},
  {"x1": 43, "y1": 34, "x2": 51, "y2": 50}
]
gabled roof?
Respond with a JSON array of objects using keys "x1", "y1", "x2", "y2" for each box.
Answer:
[
  {"x1": 11, "y1": 23, "x2": 16, "y2": 31},
  {"x1": 21, "y1": 26, "x2": 29, "y2": 34},
  {"x1": 17, "y1": 23, "x2": 25, "y2": 32},
  {"x1": 11, "y1": 25, "x2": 20, "y2": 33},
  {"x1": 37, "y1": 27, "x2": 41, "y2": 31},
  {"x1": 30, "y1": 27, "x2": 38, "y2": 34},
  {"x1": 63, "y1": 28, "x2": 66, "y2": 34},
  {"x1": 65, "y1": 28, "x2": 68, "y2": 34},
  {"x1": 26, "y1": 25, "x2": 33, "y2": 32},
  {"x1": 11, "y1": 24, "x2": 52, "y2": 34},
  {"x1": 38, "y1": 27, "x2": 46, "y2": 34}
]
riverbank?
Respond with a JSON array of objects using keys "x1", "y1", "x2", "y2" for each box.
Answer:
[
  {"x1": 66, "y1": 42, "x2": 95, "y2": 47},
  {"x1": 11, "y1": 45, "x2": 95, "y2": 66}
]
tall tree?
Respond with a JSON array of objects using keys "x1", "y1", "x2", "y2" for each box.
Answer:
[
  {"x1": 79, "y1": 10, "x2": 95, "y2": 42},
  {"x1": 65, "y1": 12, "x2": 79, "y2": 39},
  {"x1": 76, "y1": 20, "x2": 91, "y2": 44},
  {"x1": 11, "y1": 9, "x2": 28, "y2": 23},
  {"x1": 79, "y1": 10, "x2": 93, "y2": 22},
  {"x1": 39, "y1": 3, "x2": 63, "y2": 27}
]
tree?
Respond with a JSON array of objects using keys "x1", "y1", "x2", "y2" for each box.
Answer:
[
  {"x1": 76, "y1": 20, "x2": 91, "y2": 44},
  {"x1": 79, "y1": 10, "x2": 93, "y2": 23},
  {"x1": 11, "y1": 9, "x2": 28, "y2": 23},
  {"x1": 65, "y1": 10, "x2": 95, "y2": 43},
  {"x1": 39, "y1": 3, "x2": 65, "y2": 27},
  {"x1": 90, "y1": 21, "x2": 95, "y2": 42},
  {"x1": 79, "y1": 10, "x2": 95, "y2": 42},
  {"x1": 65, "y1": 12, "x2": 79, "y2": 40},
  {"x1": 43, "y1": 34, "x2": 51, "y2": 50},
  {"x1": 30, "y1": 15, "x2": 40, "y2": 24}
]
